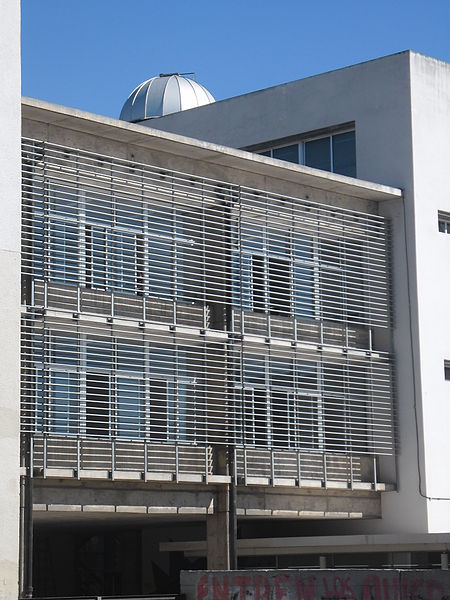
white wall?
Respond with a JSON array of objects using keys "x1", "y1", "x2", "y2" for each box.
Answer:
[
  {"x1": 0, "y1": 0, "x2": 22, "y2": 597},
  {"x1": 409, "y1": 53, "x2": 450, "y2": 530},
  {"x1": 152, "y1": 52, "x2": 450, "y2": 535}
]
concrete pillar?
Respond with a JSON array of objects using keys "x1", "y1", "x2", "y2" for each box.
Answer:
[
  {"x1": 206, "y1": 489, "x2": 230, "y2": 570},
  {"x1": 441, "y1": 552, "x2": 449, "y2": 570},
  {"x1": 0, "y1": 0, "x2": 21, "y2": 598},
  {"x1": 319, "y1": 555, "x2": 327, "y2": 569}
]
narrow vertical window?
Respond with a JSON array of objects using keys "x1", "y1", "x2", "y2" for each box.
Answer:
[
  {"x1": 332, "y1": 131, "x2": 356, "y2": 177},
  {"x1": 305, "y1": 136, "x2": 332, "y2": 172}
]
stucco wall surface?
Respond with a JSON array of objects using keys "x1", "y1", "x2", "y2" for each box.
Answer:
[{"x1": 0, "y1": 0, "x2": 21, "y2": 597}]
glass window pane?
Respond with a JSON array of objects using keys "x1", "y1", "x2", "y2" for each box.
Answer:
[
  {"x1": 305, "y1": 137, "x2": 331, "y2": 172},
  {"x1": 50, "y1": 332, "x2": 78, "y2": 366},
  {"x1": 267, "y1": 229, "x2": 289, "y2": 256},
  {"x1": 117, "y1": 340, "x2": 144, "y2": 372},
  {"x1": 115, "y1": 197, "x2": 143, "y2": 231},
  {"x1": 272, "y1": 390, "x2": 289, "y2": 447},
  {"x1": 271, "y1": 359, "x2": 293, "y2": 387},
  {"x1": 149, "y1": 347, "x2": 175, "y2": 378},
  {"x1": 244, "y1": 357, "x2": 265, "y2": 386},
  {"x1": 148, "y1": 237, "x2": 173, "y2": 298},
  {"x1": 85, "y1": 191, "x2": 113, "y2": 225},
  {"x1": 49, "y1": 372, "x2": 78, "y2": 434},
  {"x1": 117, "y1": 378, "x2": 143, "y2": 438},
  {"x1": 111, "y1": 232, "x2": 138, "y2": 292},
  {"x1": 49, "y1": 221, "x2": 79, "y2": 283},
  {"x1": 86, "y1": 227, "x2": 108, "y2": 289},
  {"x1": 332, "y1": 131, "x2": 356, "y2": 177},
  {"x1": 49, "y1": 185, "x2": 78, "y2": 219},
  {"x1": 272, "y1": 144, "x2": 299, "y2": 164},
  {"x1": 86, "y1": 338, "x2": 112, "y2": 370},
  {"x1": 294, "y1": 266, "x2": 314, "y2": 317},
  {"x1": 242, "y1": 225, "x2": 264, "y2": 253},
  {"x1": 297, "y1": 361, "x2": 317, "y2": 390},
  {"x1": 268, "y1": 257, "x2": 290, "y2": 314},
  {"x1": 31, "y1": 213, "x2": 45, "y2": 278},
  {"x1": 86, "y1": 373, "x2": 110, "y2": 436},
  {"x1": 295, "y1": 395, "x2": 318, "y2": 450},
  {"x1": 252, "y1": 256, "x2": 266, "y2": 311}
]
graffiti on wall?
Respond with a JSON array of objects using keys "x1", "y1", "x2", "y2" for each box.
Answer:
[{"x1": 182, "y1": 570, "x2": 450, "y2": 600}]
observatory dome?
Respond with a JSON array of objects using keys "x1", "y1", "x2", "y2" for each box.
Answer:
[{"x1": 120, "y1": 73, "x2": 215, "y2": 123}]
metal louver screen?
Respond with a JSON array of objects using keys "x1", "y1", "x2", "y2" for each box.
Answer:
[{"x1": 21, "y1": 138, "x2": 394, "y2": 456}]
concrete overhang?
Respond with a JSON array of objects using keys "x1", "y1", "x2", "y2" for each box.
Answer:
[
  {"x1": 22, "y1": 97, "x2": 402, "y2": 203},
  {"x1": 161, "y1": 533, "x2": 450, "y2": 557}
]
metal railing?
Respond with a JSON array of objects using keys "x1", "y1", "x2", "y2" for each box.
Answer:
[{"x1": 27, "y1": 435, "x2": 381, "y2": 488}]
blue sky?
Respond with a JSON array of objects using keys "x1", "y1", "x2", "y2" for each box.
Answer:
[{"x1": 21, "y1": 0, "x2": 450, "y2": 119}]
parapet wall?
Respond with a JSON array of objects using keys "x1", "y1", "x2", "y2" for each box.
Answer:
[{"x1": 181, "y1": 569, "x2": 450, "y2": 600}]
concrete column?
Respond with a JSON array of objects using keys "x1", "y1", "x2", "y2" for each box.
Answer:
[
  {"x1": 441, "y1": 552, "x2": 449, "y2": 570},
  {"x1": 206, "y1": 489, "x2": 230, "y2": 570},
  {"x1": 0, "y1": 0, "x2": 21, "y2": 598}
]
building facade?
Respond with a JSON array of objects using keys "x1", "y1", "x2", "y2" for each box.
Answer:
[
  {"x1": 1, "y1": 7, "x2": 450, "y2": 593},
  {"x1": 149, "y1": 50, "x2": 450, "y2": 535},
  {"x1": 16, "y1": 99, "x2": 402, "y2": 595}
]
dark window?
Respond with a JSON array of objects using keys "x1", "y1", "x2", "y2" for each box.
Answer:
[
  {"x1": 438, "y1": 212, "x2": 450, "y2": 233},
  {"x1": 305, "y1": 137, "x2": 331, "y2": 172},
  {"x1": 268, "y1": 257, "x2": 290, "y2": 314},
  {"x1": 332, "y1": 131, "x2": 356, "y2": 177},
  {"x1": 252, "y1": 256, "x2": 266, "y2": 311},
  {"x1": 445, "y1": 361, "x2": 450, "y2": 381},
  {"x1": 272, "y1": 144, "x2": 299, "y2": 164},
  {"x1": 86, "y1": 373, "x2": 110, "y2": 437}
]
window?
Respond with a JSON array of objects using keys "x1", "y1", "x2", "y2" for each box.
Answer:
[
  {"x1": 148, "y1": 346, "x2": 195, "y2": 443},
  {"x1": 238, "y1": 355, "x2": 321, "y2": 450},
  {"x1": 438, "y1": 211, "x2": 450, "y2": 233},
  {"x1": 116, "y1": 378, "x2": 144, "y2": 438},
  {"x1": 257, "y1": 129, "x2": 356, "y2": 178},
  {"x1": 320, "y1": 238, "x2": 366, "y2": 324},
  {"x1": 234, "y1": 224, "x2": 315, "y2": 318},
  {"x1": 445, "y1": 360, "x2": 450, "y2": 380},
  {"x1": 49, "y1": 372, "x2": 79, "y2": 434},
  {"x1": 272, "y1": 144, "x2": 299, "y2": 164}
]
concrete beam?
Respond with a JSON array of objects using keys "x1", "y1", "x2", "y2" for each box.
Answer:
[
  {"x1": 161, "y1": 532, "x2": 450, "y2": 557},
  {"x1": 21, "y1": 98, "x2": 402, "y2": 203}
]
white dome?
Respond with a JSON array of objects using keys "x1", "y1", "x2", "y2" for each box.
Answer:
[{"x1": 120, "y1": 73, "x2": 215, "y2": 123}]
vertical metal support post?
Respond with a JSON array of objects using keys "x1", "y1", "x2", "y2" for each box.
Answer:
[
  {"x1": 323, "y1": 453, "x2": 328, "y2": 488},
  {"x1": 111, "y1": 439, "x2": 115, "y2": 480},
  {"x1": 22, "y1": 435, "x2": 34, "y2": 598},
  {"x1": 29, "y1": 437, "x2": 33, "y2": 480},
  {"x1": 373, "y1": 455, "x2": 378, "y2": 489},
  {"x1": 76, "y1": 437, "x2": 80, "y2": 479},
  {"x1": 204, "y1": 447, "x2": 209, "y2": 484},
  {"x1": 144, "y1": 441, "x2": 148, "y2": 482},
  {"x1": 43, "y1": 434, "x2": 47, "y2": 479},
  {"x1": 270, "y1": 449, "x2": 275, "y2": 486},
  {"x1": 228, "y1": 446, "x2": 237, "y2": 570},
  {"x1": 243, "y1": 447, "x2": 248, "y2": 485},
  {"x1": 175, "y1": 444, "x2": 179, "y2": 483},
  {"x1": 297, "y1": 451, "x2": 302, "y2": 487},
  {"x1": 349, "y1": 454, "x2": 354, "y2": 490}
]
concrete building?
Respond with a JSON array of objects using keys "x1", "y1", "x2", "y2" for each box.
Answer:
[
  {"x1": 1, "y1": 2, "x2": 450, "y2": 593},
  {"x1": 147, "y1": 50, "x2": 450, "y2": 539}
]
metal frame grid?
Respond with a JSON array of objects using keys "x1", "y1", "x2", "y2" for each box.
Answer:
[{"x1": 20, "y1": 138, "x2": 394, "y2": 459}]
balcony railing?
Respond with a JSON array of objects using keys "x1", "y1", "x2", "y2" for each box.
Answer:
[{"x1": 26, "y1": 435, "x2": 386, "y2": 490}]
